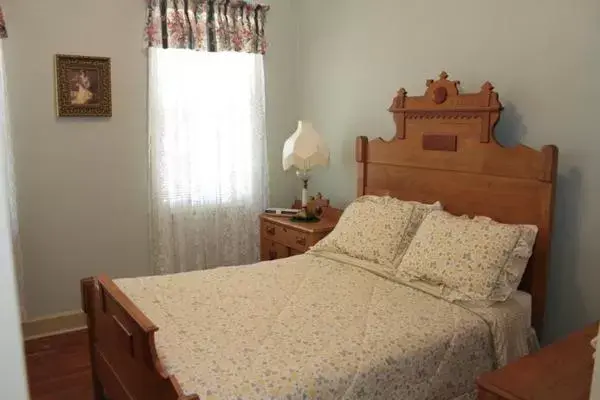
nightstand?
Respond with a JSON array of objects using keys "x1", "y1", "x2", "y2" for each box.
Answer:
[
  {"x1": 477, "y1": 322, "x2": 599, "y2": 400},
  {"x1": 259, "y1": 207, "x2": 341, "y2": 261}
]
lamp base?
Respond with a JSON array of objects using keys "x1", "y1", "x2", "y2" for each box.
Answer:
[{"x1": 292, "y1": 171, "x2": 320, "y2": 222}]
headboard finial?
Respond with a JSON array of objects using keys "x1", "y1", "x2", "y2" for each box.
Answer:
[
  {"x1": 388, "y1": 88, "x2": 408, "y2": 111},
  {"x1": 481, "y1": 81, "x2": 494, "y2": 93},
  {"x1": 426, "y1": 71, "x2": 459, "y2": 90}
]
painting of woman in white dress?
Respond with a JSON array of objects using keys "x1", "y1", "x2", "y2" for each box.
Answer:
[
  {"x1": 69, "y1": 69, "x2": 99, "y2": 105},
  {"x1": 55, "y1": 54, "x2": 112, "y2": 117}
]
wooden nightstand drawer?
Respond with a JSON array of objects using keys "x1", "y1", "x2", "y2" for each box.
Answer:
[
  {"x1": 261, "y1": 220, "x2": 309, "y2": 252},
  {"x1": 259, "y1": 208, "x2": 341, "y2": 262},
  {"x1": 261, "y1": 238, "x2": 290, "y2": 261}
]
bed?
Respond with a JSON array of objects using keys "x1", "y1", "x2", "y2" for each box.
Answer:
[{"x1": 81, "y1": 72, "x2": 558, "y2": 400}]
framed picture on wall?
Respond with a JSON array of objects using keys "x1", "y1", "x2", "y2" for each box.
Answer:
[{"x1": 54, "y1": 54, "x2": 112, "y2": 117}]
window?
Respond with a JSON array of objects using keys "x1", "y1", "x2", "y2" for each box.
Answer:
[{"x1": 149, "y1": 49, "x2": 267, "y2": 207}]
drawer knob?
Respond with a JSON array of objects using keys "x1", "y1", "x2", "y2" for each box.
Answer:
[
  {"x1": 296, "y1": 237, "x2": 307, "y2": 246},
  {"x1": 266, "y1": 226, "x2": 275, "y2": 235}
]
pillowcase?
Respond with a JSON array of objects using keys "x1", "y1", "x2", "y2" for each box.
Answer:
[
  {"x1": 393, "y1": 200, "x2": 443, "y2": 265},
  {"x1": 310, "y1": 196, "x2": 414, "y2": 272},
  {"x1": 471, "y1": 215, "x2": 538, "y2": 299},
  {"x1": 311, "y1": 196, "x2": 443, "y2": 276},
  {"x1": 398, "y1": 210, "x2": 538, "y2": 302}
]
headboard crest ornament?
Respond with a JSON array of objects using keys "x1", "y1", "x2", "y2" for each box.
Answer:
[
  {"x1": 356, "y1": 72, "x2": 558, "y2": 337},
  {"x1": 425, "y1": 71, "x2": 459, "y2": 105},
  {"x1": 388, "y1": 71, "x2": 502, "y2": 143}
]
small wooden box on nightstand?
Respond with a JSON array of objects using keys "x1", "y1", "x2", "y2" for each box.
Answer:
[
  {"x1": 477, "y1": 322, "x2": 599, "y2": 400},
  {"x1": 259, "y1": 207, "x2": 341, "y2": 261}
]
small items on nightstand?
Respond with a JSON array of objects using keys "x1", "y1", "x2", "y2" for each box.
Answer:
[
  {"x1": 292, "y1": 192, "x2": 329, "y2": 221},
  {"x1": 264, "y1": 208, "x2": 299, "y2": 217}
]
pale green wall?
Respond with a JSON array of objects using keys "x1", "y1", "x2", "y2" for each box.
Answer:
[
  {"x1": 4, "y1": 0, "x2": 151, "y2": 320},
  {"x1": 296, "y1": 0, "x2": 600, "y2": 342},
  {"x1": 3, "y1": 0, "x2": 297, "y2": 319},
  {"x1": 263, "y1": 1, "x2": 300, "y2": 207},
  {"x1": 7, "y1": 0, "x2": 600, "y2": 343}
]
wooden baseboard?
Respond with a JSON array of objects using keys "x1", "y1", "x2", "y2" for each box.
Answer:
[{"x1": 22, "y1": 311, "x2": 87, "y2": 340}]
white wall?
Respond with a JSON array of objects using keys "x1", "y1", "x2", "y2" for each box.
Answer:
[
  {"x1": 0, "y1": 143, "x2": 29, "y2": 400},
  {"x1": 3, "y1": 0, "x2": 151, "y2": 319},
  {"x1": 0, "y1": 43, "x2": 29, "y2": 399},
  {"x1": 296, "y1": 0, "x2": 600, "y2": 342},
  {"x1": 0, "y1": 161, "x2": 29, "y2": 400},
  {"x1": 263, "y1": 0, "x2": 300, "y2": 207},
  {"x1": 3, "y1": 0, "x2": 297, "y2": 320}
]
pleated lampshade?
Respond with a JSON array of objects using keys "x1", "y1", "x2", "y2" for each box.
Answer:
[{"x1": 282, "y1": 121, "x2": 329, "y2": 171}]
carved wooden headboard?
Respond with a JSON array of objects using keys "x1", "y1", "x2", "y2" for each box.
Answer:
[{"x1": 355, "y1": 72, "x2": 558, "y2": 335}]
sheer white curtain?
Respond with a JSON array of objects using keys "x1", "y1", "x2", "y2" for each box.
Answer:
[
  {"x1": 148, "y1": 48, "x2": 268, "y2": 275},
  {"x1": 0, "y1": 42, "x2": 25, "y2": 318}
]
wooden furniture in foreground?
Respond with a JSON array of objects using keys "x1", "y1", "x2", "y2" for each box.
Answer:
[
  {"x1": 81, "y1": 72, "x2": 558, "y2": 400},
  {"x1": 260, "y1": 207, "x2": 340, "y2": 261},
  {"x1": 477, "y1": 323, "x2": 599, "y2": 400}
]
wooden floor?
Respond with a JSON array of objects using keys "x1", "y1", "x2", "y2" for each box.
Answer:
[{"x1": 25, "y1": 330, "x2": 93, "y2": 400}]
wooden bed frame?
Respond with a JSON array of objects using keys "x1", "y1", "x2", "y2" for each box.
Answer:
[{"x1": 81, "y1": 72, "x2": 558, "y2": 400}]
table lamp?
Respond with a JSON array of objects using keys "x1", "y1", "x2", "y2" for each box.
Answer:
[{"x1": 282, "y1": 120, "x2": 329, "y2": 221}]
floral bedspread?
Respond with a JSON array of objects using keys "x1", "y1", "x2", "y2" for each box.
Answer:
[{"x1": 115, "y1": 254, "x2": 531, "y2": 400}]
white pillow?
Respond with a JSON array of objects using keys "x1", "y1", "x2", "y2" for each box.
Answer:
[
  {"x1": 398, "y1": 210, "x2": 538, "y2": 302},
  {"x1": 311, "y1": 196, "x2": 413, "y2": 271},
  {"x1": 393, "y1": 200, "x2": 443, "y2": 266},
  {"x1": 311, "y1": 196, "x2": 442, "y2": 276}
]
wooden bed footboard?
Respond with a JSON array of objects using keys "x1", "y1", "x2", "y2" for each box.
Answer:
[{"x1": 81, "y1": 275, "x2": 199, "y2": 400}]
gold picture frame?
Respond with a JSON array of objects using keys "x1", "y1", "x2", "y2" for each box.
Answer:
[{"x1": 54, "y1": 54, "x2": 112, "y2": 117}]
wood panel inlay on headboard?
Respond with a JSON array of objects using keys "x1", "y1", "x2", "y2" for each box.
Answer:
[
  {"x1": 357, "y1": 72, "x2": 558, "y2": 338},
  {"x1": 422, "y1": 134, "x2": 457, "y2": 152}
]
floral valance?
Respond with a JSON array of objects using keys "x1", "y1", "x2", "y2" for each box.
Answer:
[
  {"x1": 145, "y1": 0, "x2": 270, "y2": 54},
  {"x1": 0, "y1": 6, "x2": 7, "y2": 38}
]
